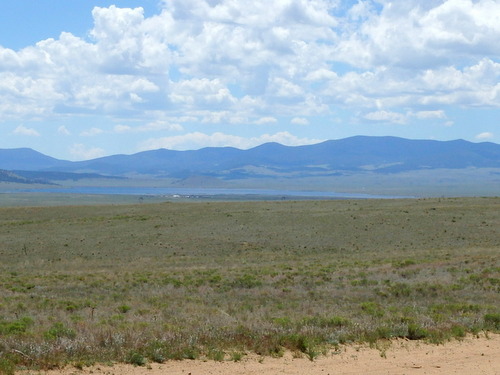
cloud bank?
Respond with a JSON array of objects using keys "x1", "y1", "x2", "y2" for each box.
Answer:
[{"x1": 1, "y1": 0, "x2": 499, "y2": 156}]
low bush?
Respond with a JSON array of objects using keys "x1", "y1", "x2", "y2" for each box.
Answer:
[
  {"x1": 0, "y1": 317, "x2": 33, "y2": 335},
  {"x1": 127, "y1": 352, "x2": 146, "y2": 366},
  {"x1": 43, "y1": 322, "x2": 76, "y2": 340},
  {"x1": 484, "y1": 313, "x2": 500, "y2": 330}
]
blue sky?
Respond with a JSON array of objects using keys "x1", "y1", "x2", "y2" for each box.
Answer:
[{"x1": 1, "y1": 0, "x2": 499, "y2": 160}]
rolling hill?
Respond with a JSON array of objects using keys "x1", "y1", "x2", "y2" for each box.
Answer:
[
  {"x1": 0, "y1": 169, "x2": 48, "y2": 184},
  {"x1": 0, "y1": 136, "x2": 500, "y2": 179},
  {"x1": 0, "y1": 136, "x2": 500, "y2": 196},
  {"x1": 1, "y1": 136, "x2": 499, "y2": 180}
]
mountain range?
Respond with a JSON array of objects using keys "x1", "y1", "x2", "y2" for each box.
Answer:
[{"x1": 1, "y1": 136, "x2": 499, "y2": 182}]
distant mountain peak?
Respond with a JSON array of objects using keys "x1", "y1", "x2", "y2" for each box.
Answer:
[{"x1": 0, "y1": 136, "x2": 499, "y2": 178}]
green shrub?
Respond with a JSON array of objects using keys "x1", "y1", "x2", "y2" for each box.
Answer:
[
  {"x1": 272, "y1": 316, "x2": 293, "y2": 328},
  {"x1": 65, "y1": 302, "x2": 79, "y2": 312},
  {"x1": 231, "y1": 274, "x2": 262, "y2": 289},
  {"x1": 301, "y1": 316, "x2": 350, "y2": 328},
  {"x1": 281, "y1": 334, "x2": 320, "y2": 360},
  {"x1": 230, "y1": 351, "x2": 244, "y2": 362},
  {"x1": 388, "y1": 282, "x2": 412, "y2": 298},
  {"x1": 179, "y1": 346, "x2": 200, "y2": 360},
  {"x1": 392, "y1": 259, "x2": 416, "y2": 268},
  {"x1": 360, "y1": 302, "x2": 384, "y2": 318},
  {"x1": 162, "y1": 276, "x2": 183, "y2": 288},
  {"x1": 484, "y1": 313, "x2": 500, "y2": 330},
  {"x1": 414, "y1": 282, "x2": 444, "y2": 297},
  {"x1": 207, "y1": 349, "x2": 225, "y2": 361},
  {"x1": 43, "y1": 322, "x2": 76, "y2": 340},
  {"x1": 127, "y1": 352, "x2": 146, "y2": 366},
  {"x1": 426, "y1": 329, "x2": 451, "y2": 344},
  {"x1": 363, "y1": 326, "x2": 394, "y2": 343},
  {"x1": 407, "y1": 323, "x2": 428, "y2": 340},
  {"x1": 451, "y1": 325, "x2": 466, "y2": 338},
  {"x1": 118, "y1": 304, "x2": 131, "y2": 313},
  {"x1": 431, "y1": 303, "x2": 482, "y2": 314},
  {"x1": 0, "y1": 357, "x2": 15, "y2": 375},
  {"x1": 0, "y1": 316, "x2": 33, "y2": 335}
]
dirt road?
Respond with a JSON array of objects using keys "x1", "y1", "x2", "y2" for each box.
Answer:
[{"x1": 24, "y1": 334, "x2": 499, "y2": 375}]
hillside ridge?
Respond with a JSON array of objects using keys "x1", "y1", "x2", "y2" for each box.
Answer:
[{"x1": 1, "y1": 136, "x2": 499, "y2": 180}]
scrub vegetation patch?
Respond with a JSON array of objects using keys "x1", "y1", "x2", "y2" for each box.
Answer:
[{"x1": 0, "y1": 198, "x2": 498, "y2": 372}]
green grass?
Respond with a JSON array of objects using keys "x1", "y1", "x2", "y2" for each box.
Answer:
[{"x1": 0, "y1": 197, "x2": 498, "y2": 372}]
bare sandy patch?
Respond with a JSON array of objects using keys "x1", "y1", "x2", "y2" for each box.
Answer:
[{"x1": 23, "y1": 334, "x2": 499, "y2": 375}]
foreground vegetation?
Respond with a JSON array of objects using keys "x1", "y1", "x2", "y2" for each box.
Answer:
[{"x1": 0, "y1": 197, "x2": 499, "y2": 373}]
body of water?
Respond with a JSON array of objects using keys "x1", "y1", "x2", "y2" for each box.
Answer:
[{"x1": 9, "y1": 186, "x2": 409, "y2": 199}]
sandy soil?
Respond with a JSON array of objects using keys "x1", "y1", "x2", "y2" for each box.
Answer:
[{"x1": 24, "y1": 334, "x2": 499, "y2": 375}]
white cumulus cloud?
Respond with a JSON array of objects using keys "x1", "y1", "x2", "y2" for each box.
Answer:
[
  {"x1": 475, "y1": 132, "x2": 494, "y2": 140},
  {"x1": 69, "y1": 144, "x2": 106, "y2": 160},
  {"x1": 13, "y1": 125, "x2": 40, "y2": 137},
  {"x1": 291, "y1": 117, "x2": 310, "y2": 125},
  {"x1": 335, "y1": 0, "x2": 500, "y2": 69},
  {"x1": 1, "y1": 0, "x2": 500, "y2": 122},
  {"x1": 113, "y1": 121, "x2": 183, "y2": 133},
  {"x1": 254, "y1": 117, "x2": 278, "y2": 125},
  {"x1": 80, "y1": 127, "x2": 104, "y2": 137},
  {"x1": 412, "y1": 110, "x2": 447, "y2": 119},
  {"x1": 1, "y1": 0, "x2": 500, "y2": 156},
  {"x1": 57, "y1": 126, "x2": 71, "y2": 135},
  {"x1": 139, "y1": 131, "x2": 323, "y2": 151},
  {"x1": 364, "y1": 110, "x2": 407, "y2": 125},
  {"x1": 169, "y1": 78, "x2": 236, "y2": 108}
]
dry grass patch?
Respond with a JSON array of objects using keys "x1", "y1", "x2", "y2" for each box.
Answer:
[{"x1": 0, "y1": 198, "x2": 498, "y2": 373}]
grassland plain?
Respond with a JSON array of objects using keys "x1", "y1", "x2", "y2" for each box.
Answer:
[{"x1": 0, "y1": 198, "x2": 499, "y2": 374}]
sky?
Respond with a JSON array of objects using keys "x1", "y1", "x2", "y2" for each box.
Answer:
[{"x1": 0, "y1": 0, "x2": 499, "y2": 161}]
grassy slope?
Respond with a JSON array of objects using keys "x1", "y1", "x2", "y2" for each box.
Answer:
[{"x1": 0, "y1": 198, "x2": 499, "y2": 370}]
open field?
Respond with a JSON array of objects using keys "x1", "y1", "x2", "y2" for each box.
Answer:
[
  {"x1": 0, "y1": 192, "x2": 168, "y2": 207},
  {"x1": 0, "y1": 198, "x2": 499, "y2": 373}
]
